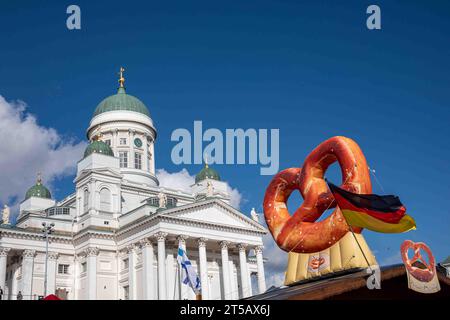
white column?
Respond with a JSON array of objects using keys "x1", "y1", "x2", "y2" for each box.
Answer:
[
  {"x1": 197, "y1": 238, "x2": 209, "y2": 300},
  {"x1": 255, "y1": 246, "x2": 267, "y2": 293},
  {"x1": 113, "y1": 129, "x2": 119, "y2": 152},
  {"x1": 155, "y1": 232, "x2": 167, "y2": 300},
  {"x1": 229, "y1": 260, "x2": 238, "y2": 299},
  {"x1": 11, "y1": 264, "x2": 19, "y2": 299},
  {"x1": 238, "y1": 244, "x2": 250, "y2": 298},
  {"x1": 140, "y1": 238, "x2": 155, "y2": 300},
  {"x1": 0, "y1": 247, "x2": 10, "y2": 299},
  {"x1": 149, "y1": 142, "x2": 155, "y2": 174},
  {"x1": 144, "y1": 134, "x2": 150, "y2": 172},
  {"x1": 220, "y1": 241, "x2": 231, "y2": 299},
  {"x1": 85, "y1": 247, "x2": 99, "y2": 300},
  {"x1": 47, "y1": 252, "x2": 59, "y2": 295},
  {"x1": 22, "y1": 249, "x2": 36, "y2": 300},
  {"x1": 129, "y1": 129, "x2": 135, "y2": 168},
  {"x1": 166, "y1": 251, "x2": 176, "y2": 300},
  {"x1": 127, "y1": 244, "x2": 137, "y2": 300},
  {"x1": 73, "y1": 255, "x2": 80, "y2": 300},
  {"x1": 247, "y1": 269, "x2": 253, "y2": 296}
]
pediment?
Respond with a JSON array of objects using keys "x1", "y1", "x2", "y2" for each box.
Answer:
[
  {"x1": 75, "y1": 167, "x2": 122, "y2": 182},
  {"x1": 162, "y1": 199, "x2": 267, "y2": 232}
]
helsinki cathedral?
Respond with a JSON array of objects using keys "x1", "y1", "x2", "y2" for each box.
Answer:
[{"x1": 0, "y1": 69, "x2": 267, "y2": 300}]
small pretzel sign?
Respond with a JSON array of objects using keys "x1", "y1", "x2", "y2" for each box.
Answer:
[{"x1": 400, "y1": 240, "x2": 436, "y2": 282}]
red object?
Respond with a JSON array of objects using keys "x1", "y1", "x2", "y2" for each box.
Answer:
[
  {"x1": 43, "y1": 294, "x2": 61, "y2": 300},
  {"x1": 401, "y1": 240, "x2": 436, "y2": 282}
]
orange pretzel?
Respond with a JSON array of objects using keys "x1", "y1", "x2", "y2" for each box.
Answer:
[{"x1": 263, "y1": 136, "x2": 372, "y2": 253}]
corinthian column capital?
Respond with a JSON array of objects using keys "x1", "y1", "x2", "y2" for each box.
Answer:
[
  {"x1": 48, "y1": 251, "x2": 59, "y2": 260},
  {"x1": 177, "y1": 235, "x2": 189, "y2": 246},
  {"x1": 139, "y1": 238, "x2": 153, "y2": 248},
  {"x1": 197, "y1": 238, "x2": 208, "y2": 248},
  {"x1": 0, "y1": 247, "x2": 11, "y2": 257},
  {"x1": 237, "y1": 243, "x2": 248, "y2": 252},
  {"x1": 254, "y1": 245, "x2": 264, "y2": 254},
  {"x1": 85, "y1": 247, "x2": 99, "y2": 257},
  {"x1": 23, "y1": 249, "x2": 36, "y2": 259},
  {"x1": 154, "y1": 232, "x2": 168, "y2": 242},
  {"x1": 219, "y1": 241, "x2": 229, "y2": 249}
]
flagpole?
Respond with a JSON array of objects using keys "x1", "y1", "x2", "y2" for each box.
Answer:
[
  {"x1": 173, "y1": 260, "x2": 178, "y2": 300},
  {"x1": 346, "y1": 222, "x2": 373, "y2": 273},
  {"x1": 326, "y1": 177, "x2": 374, "y2": 273}
]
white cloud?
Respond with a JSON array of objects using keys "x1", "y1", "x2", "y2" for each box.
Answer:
[
  {"x1": 260, "y1": 219, "x2": 289, "y2": 289},
  {"x1": 0, "y1": 95, "x2": 87, "y2": 216},
  {"x1": 156, "y1": 168, "x2": 243, "y2": 209}
]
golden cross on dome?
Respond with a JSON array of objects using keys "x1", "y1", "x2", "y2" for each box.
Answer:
[{"x1": 118, "y1": 67, "x2": 125, "y2": 88}]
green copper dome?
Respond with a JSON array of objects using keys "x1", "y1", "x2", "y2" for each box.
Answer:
[
  {"x1": 195, "y1": 163, "x2": 221, "y2": 183},
  {"x1": 93, "y1": 87, "x2": 151, "y2": 117},
  {"x1": 25, "y1": 180, "x2": 51, "y2": 200},
  {"x1": 84, "y1": 140, "x2": 114, "y2": 158}
]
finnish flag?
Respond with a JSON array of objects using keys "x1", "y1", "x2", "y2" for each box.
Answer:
[{"x1": 177, "y1": 245, "x2": 201, "y2": 294}]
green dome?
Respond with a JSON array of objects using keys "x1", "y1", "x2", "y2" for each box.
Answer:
[
  {"x1": 84, "y1": 140, "x2": 114, "y2": 158},
  {"x1": 25, "y1": 181, "x2": 51, "y2": 200},
  {"x1": 93, "y1": 87, "x2": 150, "y2": 117},
  {"x1": 195, "y1": 164, "x2": 221, "y2": 183}
]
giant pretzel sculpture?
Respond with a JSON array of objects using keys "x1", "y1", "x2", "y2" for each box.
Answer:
[
  {"x1": 401, "y1": 240, "x2": 436, "y2": 282},
  {"x1": 264, "y1": 136, "x2": 372, "y2": 253}
]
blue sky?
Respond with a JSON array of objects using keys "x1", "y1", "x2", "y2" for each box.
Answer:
[{"x1": 0, "y1": 0, "x2": 449, "y2": 271}]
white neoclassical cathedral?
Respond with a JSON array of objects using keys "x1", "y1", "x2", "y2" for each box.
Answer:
[{"x1": 0, "y1": 70, "x2": 267, "y2": 300}]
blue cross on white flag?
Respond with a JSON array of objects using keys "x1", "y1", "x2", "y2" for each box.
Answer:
[{"x1": 177, "y1": 245, "x2": 201, "y2": 295}]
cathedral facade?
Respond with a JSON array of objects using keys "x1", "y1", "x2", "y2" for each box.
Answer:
[{"x1": 0, "y1": 72, "x2": 267, "y2": 300}]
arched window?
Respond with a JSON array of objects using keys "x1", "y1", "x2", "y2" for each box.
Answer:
[
  {"x1": 100, "y1": 188, "x2": 112, "y2": 212},
  {"x1": 83, "y1": 189, "x2": 89, "y2": 213}
]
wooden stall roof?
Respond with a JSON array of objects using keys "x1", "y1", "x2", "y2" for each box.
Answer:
[{"x1": 246, "y1": 264, "x2": 450, "y2": 300}]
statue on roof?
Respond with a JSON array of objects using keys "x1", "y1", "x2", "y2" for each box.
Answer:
[
  {"x1": 206, "y1": 181, "x2": 214, "y2": 197},
  {"x1": 158, "y1": 192, "x2": 167, "y2": 208},
  {"x1": 2, "y1": 205, "x2": 10, "y2": 225},
  {"x1": 250, "y1": 208, "x2": 259, "y2": 223}
]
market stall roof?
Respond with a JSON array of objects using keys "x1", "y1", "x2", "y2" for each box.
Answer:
[{"x1": 245, "y1": 264, "x2": 450, "y2": 300}]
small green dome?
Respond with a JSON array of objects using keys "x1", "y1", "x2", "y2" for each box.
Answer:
[
  {"x1": 93, "y1": 87, "x2": 150, "y2": 117},
  {"x1": 84, "y1": 140, "x2": 114, "y2": 158},
  {"x1": 25, "y1": 180, "x2": 51, "y2": 200},
  {"x1": 195, "y1": 163, "x2": 221, "y2": 183}
]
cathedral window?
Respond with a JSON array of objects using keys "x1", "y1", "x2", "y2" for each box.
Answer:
[
  {"x1": 134, "y1": 152, "x2": 142, "y2": 169},
  {"x1": 58, "y1": 264, "x2": 70, "y2": 274},
  {"x1": 81, "y1": 262, "x2": 87, "y2": 273},
  {"x1": 119, "y1": 152, "x2": 128, "y2": 168},
  {"x1": 105, "y1": 139, "x2": 111, "y2": 146},
  {"x1": 100, "y1": 188, "x2": 112, "y2": 212},
  {"x1": 120, "y1": 138, "x2": 127, "y2": 145},
  {"x1": 83, "y1": 189, "x2": 89, "y2": 212}
]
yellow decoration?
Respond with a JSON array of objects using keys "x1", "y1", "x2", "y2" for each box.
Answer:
[
  {"x1": 118, "y1": 67, "x2": 125, "y2": 88},
  {"x1": 284, "y1": 232, "x2": 378, "y2": 285}
]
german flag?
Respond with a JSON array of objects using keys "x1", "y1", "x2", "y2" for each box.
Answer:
[{"x1": 327, "y1": 182, "x2": 416, "y2": 233}]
